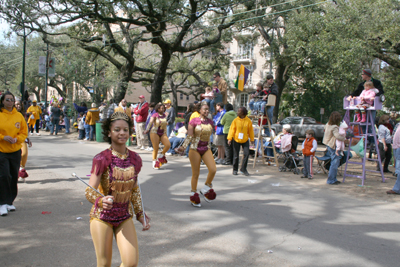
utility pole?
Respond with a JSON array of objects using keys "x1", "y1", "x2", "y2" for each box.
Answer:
[
  {"x1": 20, "y1": 27, "x2": 27, "y2": 100},
  {"x1": 44, "y1": 43, "x2": 50, "y2": 110}
]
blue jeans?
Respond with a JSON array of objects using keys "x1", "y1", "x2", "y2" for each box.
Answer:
[
  {"x1": 204, "y1": 99, "x2": 215, "y2": 114},
  {"x1": 266, "y1": 106, "x2": 274, "y2": 123},
  {"x1": 167, "y1": 123, "x2": 174, "y2": 138},
  {"x1": 78, "y1": 129, "x2": 85, "y2": 140},
  {"x1": 249, "y1": 99, "x2": 258, "y2": 111},
  {"x1": 64, "y1": 117, "x2": 70, "y2": 133},
  {"x1": 259, "y1": 101, "x2": 267, "y2": 114},
  {"x1": 50, "y1": 118, "x2": 60, "y2": 134},
  {"x1": 392, "y1": 148, "x2": 400, "y2": 193},
  {"x1": 327, "y1": 146, "x2": 342, "y2": 184},
  {"x1": 84, "y1": 125, "x2": 90, "y2": 139},
  {"x1": 89, "y1": 125, "x2": 96, "y2": 140},
  {"x1": 167, "y1": 137, "x2": 185, "y2": 154}
]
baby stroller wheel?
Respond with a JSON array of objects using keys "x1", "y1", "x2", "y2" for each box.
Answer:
[{"x1": 293, "y1": 168, "x2": 300, "y2": 175}]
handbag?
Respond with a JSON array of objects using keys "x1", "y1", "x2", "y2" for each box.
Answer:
[
  {"x1": 30, "y1": 114, "x2": 35, "y2": 120},
  {"x1": 350, "y1": 137, "x2": 365, "y2": 157}
]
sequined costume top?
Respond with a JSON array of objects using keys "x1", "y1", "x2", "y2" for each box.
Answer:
[
  {"x1": 188, "y1": 117, "x2": 214, "y2": 150},
  {"x1": 150, "y1": 113, "x2": 167, "y2": 135},
  {"x1": 85, "y1": 148, "x2": 144, "y2": 227}
]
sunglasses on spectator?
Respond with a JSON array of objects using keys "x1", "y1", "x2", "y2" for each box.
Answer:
[{"x1": 5, "y1": 98, "x2": 15, "y2": 102}]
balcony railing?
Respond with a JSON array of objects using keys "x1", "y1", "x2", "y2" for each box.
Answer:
[{"x1": 232, "y1": 54, "x2": 255, "y2": 64}]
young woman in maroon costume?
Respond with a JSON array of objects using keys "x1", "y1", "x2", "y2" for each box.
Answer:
[{"x1": 86, "y1": 112, "x2": 150, "y2": 267}]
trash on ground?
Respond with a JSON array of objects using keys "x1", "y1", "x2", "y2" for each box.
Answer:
[
  {"x1": 271, "y1": 183, "x2": 280, "y2": 187},
  {"x1": 41, "y1": 211, "x2": 51, "y2": 215},
  {"x1": 248, "y1": 179, "x2": 256, "y2": 183},
  {"x1": 267, "y1": 250, "x2": 273, "y2": 253},
  {"x1": 76, "y1": 217, "x2": 82, "y2": 220},
  {"x1": 298, "y1": 247, "x2": 302, "y2": 250}
]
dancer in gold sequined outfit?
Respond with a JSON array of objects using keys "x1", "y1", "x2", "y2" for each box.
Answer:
[
  {"x1": 178, "y1": 104, "x2": 217, "y2": 207},
  {"x1": 144, "y1": 103, "x2": 171, "y2": 169},
  {"x1": 85, "y1": 112, "x2": 150, "y2": 267}
]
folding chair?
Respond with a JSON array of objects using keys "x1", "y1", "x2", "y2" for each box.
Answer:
[
  {"x1": 315, "y1": 150, "x2": 331, "y2": 174},
  {"x1": 315, "y1": 149, "x2": 352, "y2": 175}
]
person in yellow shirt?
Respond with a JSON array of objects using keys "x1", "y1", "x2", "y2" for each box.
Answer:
[
  {"x1": 227, "y1": 107, "x2": 255, "y2": 176},
  {"x1": 26, "y1": 99, "x2": 42, "y2": 136},
  {"x1": 114, "y1": 99, "x2": 132, "y2": 117},
  {"x1": 0, "y1": 92, "x2": 28, "y2": 216},
  {"x1": 189, "y1": 102, "x2": 201, "y2": 122},
  {"x1": 15, "y1": 100, "x2": 31, "y2": 182},
  {"x1": 85, "y1": 103, "x2": 100, "y2": 141}
]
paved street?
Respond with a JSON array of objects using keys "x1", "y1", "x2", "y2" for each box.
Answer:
[{"x1": 1, "y1": 134, "x2": 400, "y2": 267}]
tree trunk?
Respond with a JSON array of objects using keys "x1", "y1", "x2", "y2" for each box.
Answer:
[
  {"x1": 273, "y1": 62, "x2": 289, "y2": 123},
  {"x1": 151, "y1": 49, "x2": 172, "y2": 104},
  {"x1": 168, "y1": 76, "x2": 179, "y2": 114},
  {"x1": 114, "y1": 65, "x2": 134, "y2": 104}
]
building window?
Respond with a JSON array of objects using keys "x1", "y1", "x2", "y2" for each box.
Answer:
[
  {"x1": 180, "y1": 93, "x2": 183, "y2": 100},
  {"x1": 238, "y1": 42, "x2": 254, "y2": 59},
  {"x1": 236, "y1": 93, "x2": 249, "y2": 108},
  {"x1": 186, "y1": 95, "x2": 189, "y2": 100}
]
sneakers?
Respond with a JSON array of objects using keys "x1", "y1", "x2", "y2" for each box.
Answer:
[
  {"x1": 36, "y1": 133, "x2": 41, "y2": 136},
  {"x1": 165, "y1": 152, "x2": 172, "y2": 156},
  {"x1": 0, "y1": 205, "x2": 8, "y2": 216},
  {"x1": 19, "y1": 168, "x2": 29, "y2": 178},
  {"x1": 135, "y1": 146, "x2": 141, "y2": 149},
  {"x1": 158, "y1": 155, "x2": 168, "y2": 165},
  {"x1": 190, "y1": 192, "x2": 201, "y2": 207},
  {"x1": 233, "y1": 171, "x2": 238, "y2": 175},
  {"x1": 146, "y1": 147, "x2": 154, "y2": 151},
  {"x1": 29, "y1": 132, "x2": 33, "y2": 136},
  {"x1": 18, "y1": 177, "x2": 26, "y2": 183},
  {"x1": 7, "y1": 205, "x2": 16, "y2": 211},
  {"x1": 215, "y1": 158, "x2": 223, "y2": 164},
  {"x1": 140, "y1": 146, "x2": 145, "y2": 150},
  {"x1": 200, "y1": 185, "x2": 217, "y2": 202}
]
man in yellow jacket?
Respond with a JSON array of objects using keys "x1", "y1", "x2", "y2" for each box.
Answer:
[
  {"x1": 0, "y1": 92, "x2": 28, "y2": 215},
  {"x1": 114, "y1": 99, "x2": 132, "y2": 117},
  {"x1": 85, "y1": 103, "x2": 100, "y2": 141},
  {"x1": 227, "y1": 107, "x2": 254, "y2": 176},
  {"x1": 26, "y1": 99, "x2": 42, "y2": 136}
]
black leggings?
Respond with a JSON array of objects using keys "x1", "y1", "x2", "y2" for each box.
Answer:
[
  {"x1": 0, "y1": 150, "x2": 21, "y2": 205},
  {"x1": 378, "y1": 143, "x2": 392, "y2": 171}
]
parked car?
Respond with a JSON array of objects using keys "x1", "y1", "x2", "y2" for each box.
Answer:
[{"x1": 271, "y1": 116, "x2": 325, "y2": 141}]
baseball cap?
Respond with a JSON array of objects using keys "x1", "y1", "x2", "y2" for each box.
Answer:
[
  {"x1": 139, "y1": 95, "x2": 145, "y2": 99},
  {"x1": 163, "y1": 99, "x2": 171, "y2": 104}
]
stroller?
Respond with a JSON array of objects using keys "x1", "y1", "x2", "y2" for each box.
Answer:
[{"x1": 279, "y1": 135, "x2": 302, "y2": 174}]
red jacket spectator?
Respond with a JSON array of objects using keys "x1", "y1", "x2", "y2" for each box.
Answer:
[{"x1": 134, "y1": 100, "x2": 149, "y2": 123}]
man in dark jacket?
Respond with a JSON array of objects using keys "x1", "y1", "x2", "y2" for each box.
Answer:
[
  {"x1": 350, "y1": 68, "x2": 384, "y2": 142},
  {"x1": 350, "y1": 69, "x2": 384, "y2": 97},
  {"x1": 260, "y1": 75, "x2": 279, "y2": 124},
  {"x1": 133, "y1": 95, "x2": 149, "y2": 149}
]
